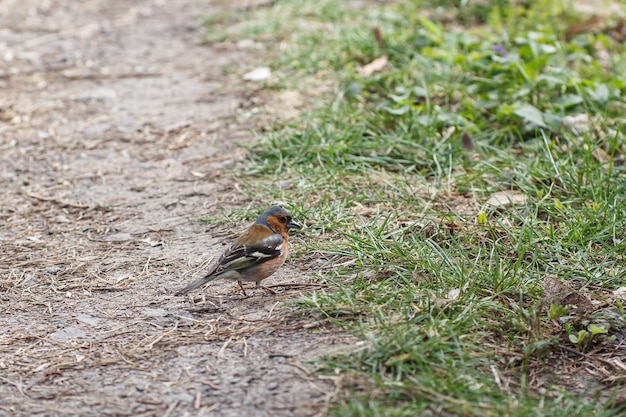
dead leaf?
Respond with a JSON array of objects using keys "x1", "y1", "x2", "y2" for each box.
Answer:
[
  {"x1": 609, "y1": 18, "x2": 626, "y2": 42},
  {"x1": 425, "y1": 325, "x2": 439, "y2": 338},
  {"x1": 544, "y1": 275, "x2": 571, "y2": 299},
  {"x1": 351, "y1": 202, "x2": 379, "y2": 216},
  {"x1": 592, "y1": 147, "x2": 611, "y2": 163},
  {"x1": 561, "y1": 113, "x2": 590, "y2": 136},
  {"x1": 446, "y1": 288, "x2": 460, "y2": 301},
  {"x1": 461, "y1": 131, "x2": 474, "y2": 151},
  {"x1": 243, "y1": 67, "x2": 271, "y2": 81},
  {"x1": 485, "y1": 191, "x2": 528, "y2": 208},
  {"x1": 411, "y1": 220, "x2": 440, "y2": 239},
  {"x1": 359, "y1": 55, "x2": 388, "y2": 76},
  {"x1": 432, "y1": 288, "x2": 462, "y2": 309},
  {"x1": 139, "y1": 238, "x2": 164, "y2": 247},
  {"x1": 613, "y1": 287, "x2": 626, "y2": 299},
  {"x1": 543, "y1": 275, "x2": 594, "y2": 312},
  {"x1": 372, "y1": 27, "x2": 385, "y2": 46},
  {"x1": 566, "y1": 15, "x2": 606, "y2": 41}
]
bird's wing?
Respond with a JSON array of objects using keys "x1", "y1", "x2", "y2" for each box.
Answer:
[
  {"x1": 214, "y1": 233, "x2": 284, "y2": 274},
  {"x1": 174, "y1": 234, "x2": 284, "y2": 296}
]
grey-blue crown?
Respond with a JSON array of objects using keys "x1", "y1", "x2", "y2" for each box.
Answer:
[{"x1": 256, "y1": 206, "x2": 290, "y2": 225}]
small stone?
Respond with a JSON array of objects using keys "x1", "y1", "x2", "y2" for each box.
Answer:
[
  {"x1": 49, "y1": 326, "x2": 86, "y2": 342},
  {"x1": 46, "y1": 266, "x2": 62, "y2": 275},
  {"x1": 77, "y1": 314, "x2": 100, "y2": 326},
  {"x1": 142, "y1": 308, "x2": 168, "y2": 317}
]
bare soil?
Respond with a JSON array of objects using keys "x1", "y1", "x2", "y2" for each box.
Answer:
[{"x1": 0, "y1": 1, "x2": 351, "y2": 416}]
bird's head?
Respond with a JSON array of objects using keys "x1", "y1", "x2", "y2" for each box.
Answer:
[{"x1": 256, "y1": 205, "x2": 301, "y2": 233}]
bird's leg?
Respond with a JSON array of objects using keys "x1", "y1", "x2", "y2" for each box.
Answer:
[
  {"x1": 237, "y1": 281, "x2": 248, "y2": 297},
  {"x1": 256, "y1": 281, "x2": 276, "y2": 295}
]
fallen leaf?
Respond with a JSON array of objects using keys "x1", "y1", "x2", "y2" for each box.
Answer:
[
  {"x1": 543, "y1": 275, "x2": 593, "y2": 311},
  {"x1": 139, "y1": 238, "x2": 164, "y2": 247},
  {"x1": 485, "y1": 191, "x2": 528, "y2": 207},
  {"x1": 359, "y1": 55, "x2": 388, "y2": 76},
  {"x1": 566, "y1": 15, "x2": 606, "y2": 41},
  {"x1": 351, "y1": 202, "x2": 379, "y2": 216},
  {"x1": 372, "y1": 27, "x2": 385, "y2": 46},
  {"x1": 561, "y1": 113, "x2": 590, "y2": 136},
  {"x1": 609, "y1": 18, "x2": 626, "y2": 42},
  {"x1": 243, "y1": 67, "x2": 271, "y2": 81},
  {"x1": 544, "y1": 275, "x2": 571, "y2": 299},
  {"x1": 446, "y1": 288, "x2": 460, "y2": 301},
  {"x1": 592, "y1": 147, "x2": 610, "y2": 163},
  {"x1": 432, "y1": 288, "x2": 461, "y2": 309},
  {"x1": 613, "y1": 287, "x2": 626, "y2": 299},
  {"x1": 461, "y1": 131, "x2": 474, "y2": 151},
  {"x1": 425, "y1": 325, "x2": 439, "y2": 338}
]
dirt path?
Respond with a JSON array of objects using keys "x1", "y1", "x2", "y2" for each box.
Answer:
[{"x1": 0, "y1": 1, "x2": 349, "y2": 416}]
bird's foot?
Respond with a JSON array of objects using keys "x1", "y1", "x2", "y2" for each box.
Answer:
[{"x1": 237, "y1": 281, "x2": 249, "y2": 297}]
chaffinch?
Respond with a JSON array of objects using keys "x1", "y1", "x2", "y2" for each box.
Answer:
[{"x1": 175, "y1": 205, "x2": 301, "y2": 296}]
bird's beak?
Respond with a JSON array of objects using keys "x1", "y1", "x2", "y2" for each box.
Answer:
[{"x1": 287, "y1": 220, "x2": 301, "y2": 229}]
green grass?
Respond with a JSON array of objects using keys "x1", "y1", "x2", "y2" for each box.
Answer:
[{"x1": 205, "y1": 0, "x2": 626, "y2": 415}]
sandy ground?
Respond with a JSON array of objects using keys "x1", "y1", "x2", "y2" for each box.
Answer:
[{"x1": 0, "y1": 1, "x2": 351, "y2": 416}]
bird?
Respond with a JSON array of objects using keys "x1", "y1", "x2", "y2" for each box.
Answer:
[{"x1": 175, "y1": 205, "x2": 301, "y2": 296}]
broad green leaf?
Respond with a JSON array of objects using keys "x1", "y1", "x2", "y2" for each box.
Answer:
[
  {"x1": 513, "y1": 103, "x2": 547, "y2": 128},
  {"x1": 384, "y1": 105, "x2": 411, "y2": 115},
  {"x1": 587, "y1": 83, "x2": 610, "y2": 105},
  {"x1": 555, "y1": 94, "x2": 583, "y2": 109},
  {"x1": 588, "y1": 323, "x2": 608, "y2": 336}
]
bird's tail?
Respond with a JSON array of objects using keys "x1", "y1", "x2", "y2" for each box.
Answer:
[{"x1": 174, "y1": 273, "x2": 220, "y2": 296}]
